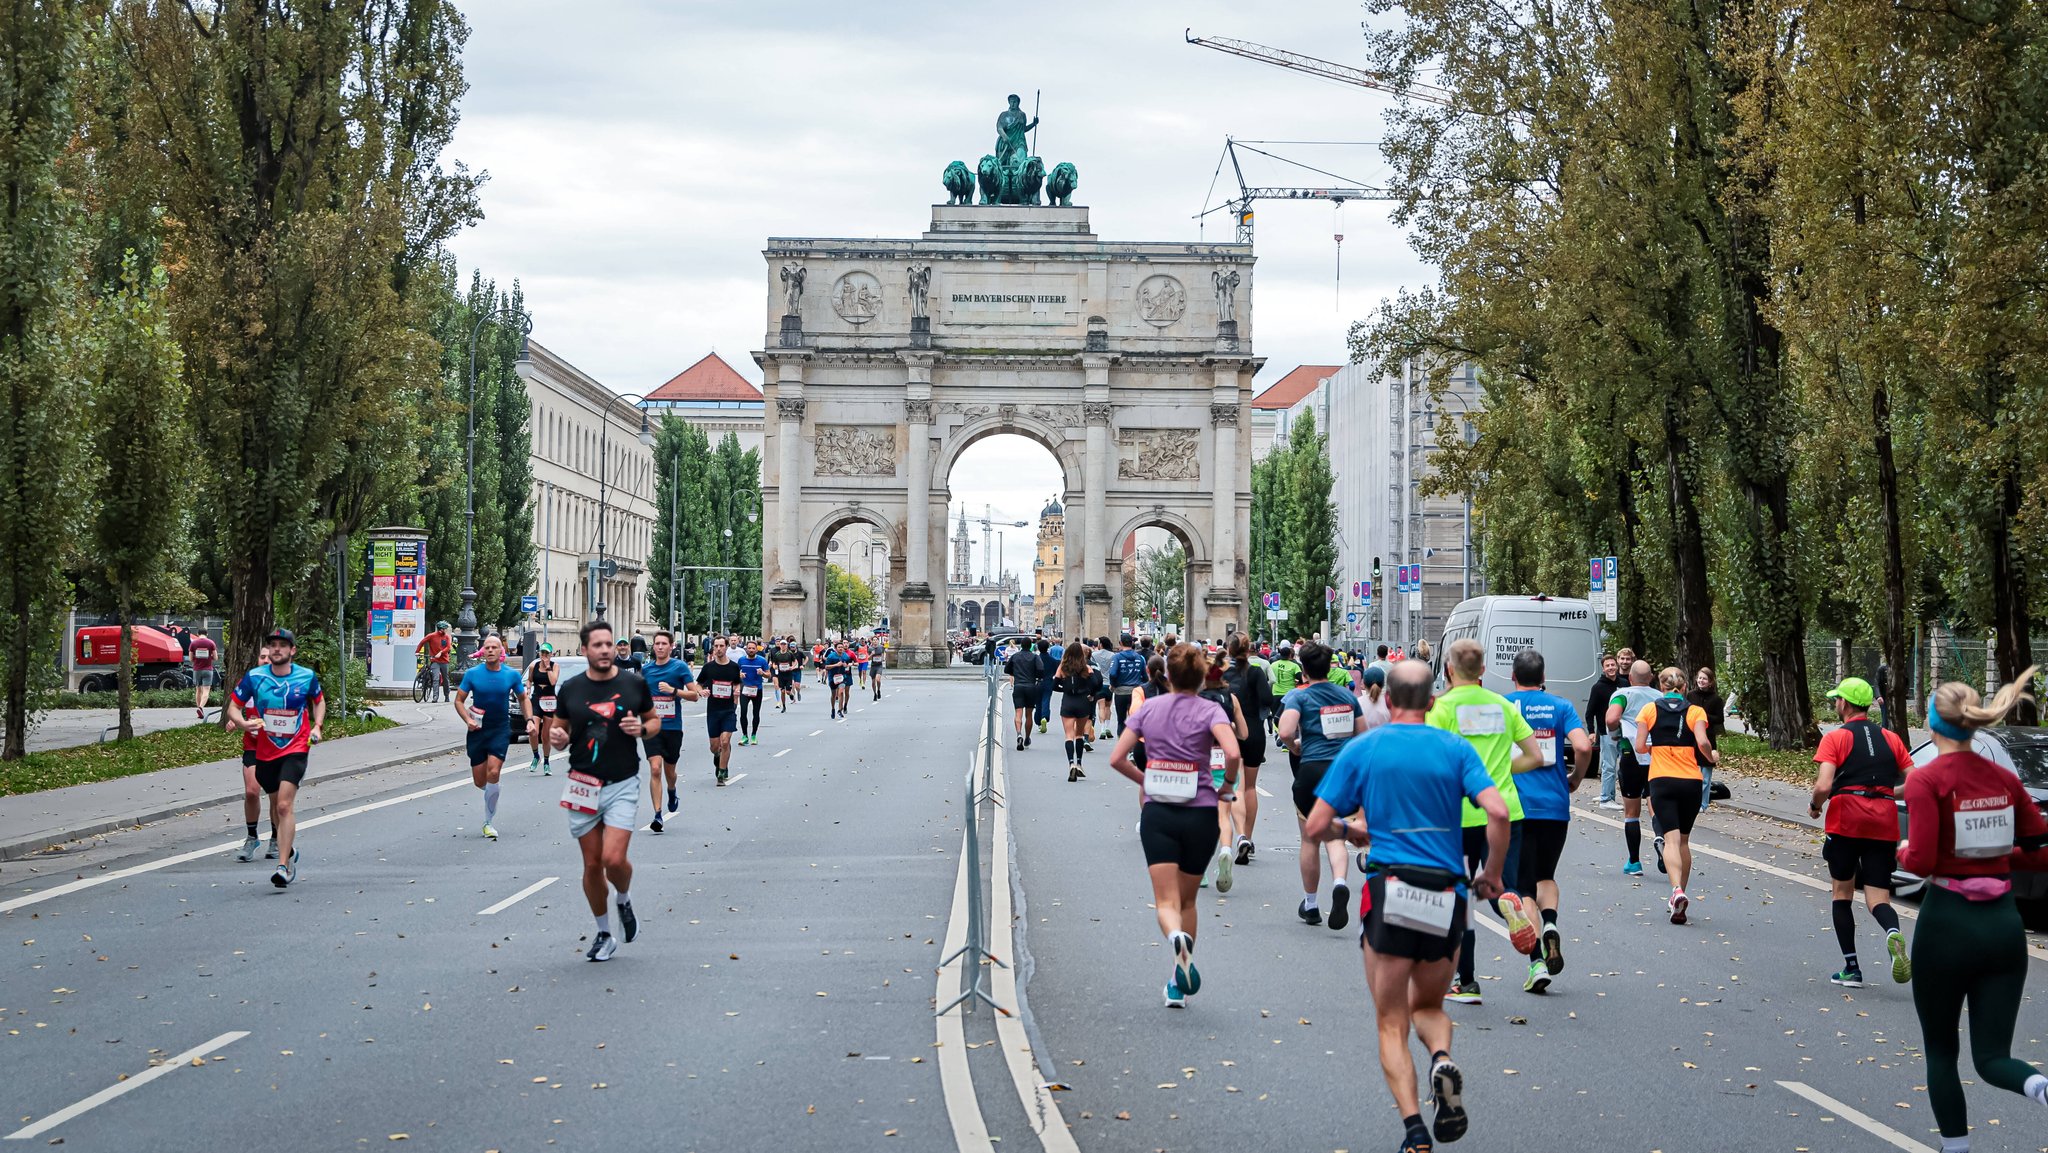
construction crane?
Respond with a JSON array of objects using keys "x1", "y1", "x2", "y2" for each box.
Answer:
[
  {"x1": 972, "y1": 504, "x2": 1029, "y2": 584},
  {"x1": 1183, "y1": 30, "x2": 1456, "y2": 107},
  {"x1": 1196, "y1": 136, "x2": 1399, "y2": 247}
]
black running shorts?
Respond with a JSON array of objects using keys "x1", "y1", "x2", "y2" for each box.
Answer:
[
  {"x1": 1823, "y1": 833, "x2": 1897, "y2": 891},
  {"x1": 1011, "y1": 685, "x2": 1038, "y2": 709},
  {"x1": 1619, "y1": 751, "x2": 1650, "y2": 799},
  {"x1": 1517, "y1": 818, "x2": 1571, "y2": 894},
  {"x1": 1139, "y1": 801, "x2": 1220, "y2": 875},
  {"x1": 642, "y1": 729, "x2": 683, "y2": 764},
  {"x1": 1360, "y1": 870, "x2": 1467, "y2": 961},
  {"x1": 253, "y1": 753, "x2": 307, "y2": 795},
  {"x1": 1648, "y1": 776, "x2": 1702, "y2": 837},
  {"x1": 1292, "y1": 759, "x2": 1332, "y2": 820}
]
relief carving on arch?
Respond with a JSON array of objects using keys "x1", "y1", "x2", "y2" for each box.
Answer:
[
  {"x1": 934, "y1": 401, "x2": 1082, "y2": 429},
  {"x1": 1117, "y1": 428, "x2": 1201, "y2": 482},
  {"x1": 814, "y1": 425, "x2": 899, "y2": 477}
]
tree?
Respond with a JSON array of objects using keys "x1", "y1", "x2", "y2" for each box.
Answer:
[
  {"x1": 0, "y1": 0, "x2": 90, "y2": 761},
  {"x1": 120, "y1": 0, "x2": 480, "y2": 672},
  {"x1": 648, "y1": 422, "x2": 762, "y2": 636},
  {"x1": 1282, "y1": 409, "x2": 1341, "y2": 634},
  {"x1": 1131, "y1": 542, "x2": 1187, "y2": 630},
  {"x1": 826, "y1": 563, "x2": 878, "y2": 637}
]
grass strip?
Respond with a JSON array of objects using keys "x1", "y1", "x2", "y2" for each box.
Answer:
[{"x1": 0, "y1": 714, "x2": 399, "y2": 797}]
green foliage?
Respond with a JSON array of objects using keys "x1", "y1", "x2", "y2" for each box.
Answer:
[
  {"x1": 1130, "y1": 542, "x2": 1187, "y2": 628},
  {"x1": 825, "y1": 563, "x2": 879, "y2": 636},
  {"x1": 649, "y1": 421, "x2": 763, "y2": 634},
  {"x1": 1251, "y1": 409, "x2": 1340, "y2": 636},
  {"x1": 0, "y1": 711, "x2": 396, "y2": 797}
]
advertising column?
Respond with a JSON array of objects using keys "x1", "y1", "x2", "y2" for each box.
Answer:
[{"x1": 366, "y1": 526, "x2": 429, "y2": 690}]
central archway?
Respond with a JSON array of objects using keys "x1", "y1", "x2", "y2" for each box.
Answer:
[{"x1": 943, "y1": 432, "x2": 1067, "y2": 642}]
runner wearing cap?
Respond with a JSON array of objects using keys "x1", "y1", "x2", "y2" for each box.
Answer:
[
  {"x1": 526, "y1": 645, "x2": 560, "y2": 775},
  {"x1": 225, "y1": 628, "x2": 325, "y2": 888},
  {"x1": 1810, "y1": 676, "x2": 1913, "y2": 987}
]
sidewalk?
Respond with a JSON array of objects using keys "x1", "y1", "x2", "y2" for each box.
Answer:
[
  {"x1": 21, "y1": 706, "x2": 224, "y2": 754},
  {"x1": 0, "y1": 703, "x2": 466, "y2": 861}
]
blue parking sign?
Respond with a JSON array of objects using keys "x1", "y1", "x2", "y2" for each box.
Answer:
[{"x1": 520, "y1": 594, "x2": 539, "y2": 613}]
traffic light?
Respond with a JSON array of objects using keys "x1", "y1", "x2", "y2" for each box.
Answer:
[{"x1": 1372, "y1": 556, "x2": 1382, "y2": 584}]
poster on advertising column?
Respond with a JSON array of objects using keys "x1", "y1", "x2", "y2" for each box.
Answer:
[{"x1": 366, "y1": 527, "x2": 429, "y2": 689}]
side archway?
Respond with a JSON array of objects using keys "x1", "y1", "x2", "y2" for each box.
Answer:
[
  {"x1": 805, "y1": 505, "x2": 899, "y2": 640},
  {"x1": 1108, "y1": 508, "x2": 1211, "y2": 641}
]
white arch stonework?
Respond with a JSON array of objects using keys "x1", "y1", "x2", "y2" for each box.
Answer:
[{"x1": 756, "y1": 204, "x2": 1259, "y2": 665}]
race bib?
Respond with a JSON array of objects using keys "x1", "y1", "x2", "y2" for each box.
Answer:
[
  {"x1": 1320, "y1": 705, "x2": 1355, "y2": 738},
  {"x1": 1144, "y1": 758, "x2": 1200, "y2": 803},
  {"x1": 711, "y1": 682, "x2": 734, "y2": 700},
  {"x1": 1954, "y1": 804, "x2": 2016, "y2": 859},
  {"x1": 539, "y1": 695, "x2": 557, "y2": 711},
  {"x1": 1209, "y1": 747, "x2": 1226, "y2": 770},
  {"x1": 1381, "y1": 877, "x2": 1456, "y2": 934},
  {"x1": 654, "y1": 698, "x2": 677, "y2": 719},
  {"x1": 742, "y1": 684, "x2": 760, "y2": 698},
  {"x1": 1456, "y1": 704, "x2": 1506, "y2": 737},
  {"x1": 261, "y1": 708, "x2": 298, "y2": 736},
  {"x1": 559, "y1": 771, "x2": 603, "y2": 814},
  {"x1": 1533, "y1": 728, "x2": 1557, "y2": 766}
]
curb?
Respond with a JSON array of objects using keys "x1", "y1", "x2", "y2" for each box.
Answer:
[{"x1": 0, "y1": 738, "x2": 466, "y2": 863}]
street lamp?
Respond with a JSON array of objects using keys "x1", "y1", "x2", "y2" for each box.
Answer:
[
  {"x1": 593, "y1": 391, "x2": 655, "y2": 622},
  {"x1": 459, "y1": 305, "x2": 534, "y2": 661}
]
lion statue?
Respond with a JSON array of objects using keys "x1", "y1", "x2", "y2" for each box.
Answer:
[
  {"x1": 942, "y1": 160, "x2": 975, "y2": 205},
  {"x1": 976, "y1": 155, "x2": 1002, "y2": 204},
  {"x1": 1046, "y1": 162, "x2": 1078, "y2": 207},
  {"x1": 1017, "y1": 156, "x2": 1046, "y2": 205}
]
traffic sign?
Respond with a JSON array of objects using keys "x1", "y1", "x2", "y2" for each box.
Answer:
[
  {"x1": 520, "y1": 594, "x2": 539, "y2": 613},
  {"x1": 1266, "y1": 608, "x2": 1289, "y2": 622},
  {"x1": 1346, "y1": 612, "x2": 1358, "y2": 623},
  {"x1": 1589, "y1": 558, "x2": 1604, "y2": 594}
]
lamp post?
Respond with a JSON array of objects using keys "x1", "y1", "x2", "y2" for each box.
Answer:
[
  {"x1": 593, "y1": 391, "x2": 655, "y2": 622},
  {"x1": 458, "y1": 306, "x2": 534, "y2": 661}
]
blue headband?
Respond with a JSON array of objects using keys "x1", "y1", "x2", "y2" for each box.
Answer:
[{"x1": 1928, "y1": 711, "x2": 1971, "y2": 742}]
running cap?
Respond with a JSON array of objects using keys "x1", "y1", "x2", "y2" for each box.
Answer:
[
  {"x1": 1360, "y1": 666, "x2": 1385, "y2": 687},
  {"x1": 539, "y1": 643, "x2": 553, "y2": 653},
  {"x1": 435, "y1": 620, "x2": 450, "y2": 630},
  {"x1": 1827, "y1": 677, "x2": 1875, "y2": 708},
  {"x1": 264, "y1": 627, "x2": 296, "y2": 644}
]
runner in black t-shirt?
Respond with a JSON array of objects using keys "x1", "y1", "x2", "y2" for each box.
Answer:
[
  {"x1": 697, "y1": 636, "x2": 745, "y2": 786},
  {"x1": 546, "y1": 621, "x2": 656, "y2": 962}
]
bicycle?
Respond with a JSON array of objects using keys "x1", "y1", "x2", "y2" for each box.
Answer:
[{"x1": 412, "y1": 651, "x2": 459, "y2": 704}]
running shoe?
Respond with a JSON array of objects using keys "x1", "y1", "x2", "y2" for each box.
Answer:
[
  {"x1": 649, "y1": 813, "x2": 664, "y2": 834},
  {"x1": 1653, "y1": 834, "x2": 1667, "y2": 874},
  {"x1": 1830, "y1": 968, "x2": 1865, "y2": 988},
  {"x1": 1428, "y1": 1053, "x2": 1468, "y2": 1142},
  {"x1": 1598, "y1": 799, "x2": 1624, "y2": 810},
  {"x1": 1038, "y1": 719, "x2": 1048, "y2": 734},
  {"x1": 1214, "y1": 846, "x2": 1234, "y2": 893},
  {"x1": 1017, "y1": 736, "x2": 1025, "y2": 751},
  {"x1": 236, "y1": 835, "x2": 262, "y2": 863},
  {"x1": 529, "y1": 753, "x2": 540, "y2": 772},
  {"x1": 1541, "y1": 924, "x2": 1565, "y2": 976},
  {"x1": 1400, "y1": 1126, "x2": 1435, "y2": 1153},
  {"x1": 667, "y1": 788, "x2": 680, "y2": 813},
  {"x1": 1327, "y1": 881, "x2": 1351, "y2": 932},
  {"x1": 1162, "y1": 978, "x2": 1185, "y2": 1009},
  {"x1": 1887, "y1": 930, "x2": 1912, "y2": 983},
  {"x1": 1297, "y1": 898, "x2": 1322, "y2": 927},
  {"x1": 1170, "y1": 931, "x2": 1200, "y2": 995},
  {"x1": 1234, "y1": 836, "x2": 1252, "y2": 865},
  {"x1": 1524, "y1": 960, "x2": 1552, "y2": 995},
  {"x1": 1499, "y1": 892, "x2": 1539, "y2": 955},
  {"x1": 716, "y1": 771, "x2": 728, "y2": 787},
  {"x1": 618, "y1": 900, "x2": 638, "y2": 943},
  {"x1": 542, "y1": 763, "x2": 551, "y2": 776},
  {"x1": 482, "y1": 823, "x2": 498, "y2": 841},
  {"x1": 1621, "y1": 860, "x2": 1643, "y2": 876},
  {"x1": 1668, "y1": 890, "x2": 1689, "y2": 925},
  {"x1": 1446, "y1": 980, "x2": 1482, "y2": 1005},
  {"x1": 265, "y1": 838, "x2": 279, "y2": 860},
  {"x1": 586, "y1": 931, "x2": 617, "y2": 962},
  {"x1": 270, "y1": 848, "x2": 299, "y2": 889}
]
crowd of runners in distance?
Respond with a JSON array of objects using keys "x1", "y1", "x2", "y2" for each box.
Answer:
[
  {"x1": 1001, "y1": 629, "x2": 2048, "y2": 1153},
  {"x1": 220, "y1": 625, "x2": 884, "y2": 963}
]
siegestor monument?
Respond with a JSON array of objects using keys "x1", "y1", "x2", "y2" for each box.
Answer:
[{"x1": 757, "y1": 97, "x2": 1259, "y2": 664}]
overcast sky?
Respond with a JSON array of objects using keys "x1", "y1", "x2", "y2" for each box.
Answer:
[{"x1": 450, "y1": 0, "x2": 1431, "y2": 583}]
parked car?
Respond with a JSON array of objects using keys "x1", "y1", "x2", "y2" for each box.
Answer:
[
  {"x1": 1893, "y1": 727, "x2": 2048, "y2": 914},
  {"x1": 962, "y1": 633, "x2": 1035, "y2": 666}
]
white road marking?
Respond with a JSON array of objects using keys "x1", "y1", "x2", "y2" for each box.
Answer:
[
  {"x1": 725, "y1": 773, "x2": 747, "y2": 785},
  {"x1": 1255, "y1": 786, "x2": 1274, "y2": 798},
  {"x1": 810, "y1": 729, "x2": 824, "y2": 737},
  {"x1": 1469, "y1": 904, "x2": 1513, "y2": 942},
  {"x1": 1775, "y1": 1080, "x2": 1932, "y2": 1151},
  {"x1": 935, "y1": 822, "x2": 996, "y2": 1153},
  {"x1": 478, "y1": 876, "x2": 558, "y2": 916},
  {"x1": 986, "y1": 723, "x2": 1082, "y2": 1153},
  {"x1": 0, "y1": 774, "x2": 473, "y2": 915},
  {"x1": 774, "y1": 748, "x2": 791, "y2": 757},
  {"x1": 6, "y1": 1030, "x2": 249, "y2": 1140}
]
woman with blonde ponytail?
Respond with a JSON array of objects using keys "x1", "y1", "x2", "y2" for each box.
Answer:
[{"x1": 1900, "y1": 668, "x2": 2048, "y2": 1152}]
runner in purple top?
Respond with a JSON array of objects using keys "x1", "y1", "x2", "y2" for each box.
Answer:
[{"x1": 1109, "y1": 643, "x2": 1241, "y2": 1009}]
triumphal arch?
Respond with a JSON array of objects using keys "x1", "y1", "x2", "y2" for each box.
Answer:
[{"x1": 756, "y1": 100, "x2": 1260, "y2": 665}]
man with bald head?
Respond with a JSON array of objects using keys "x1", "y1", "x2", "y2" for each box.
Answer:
[{"x1": 1606, "y1": 659, "x2": 1662, "y2": 875}]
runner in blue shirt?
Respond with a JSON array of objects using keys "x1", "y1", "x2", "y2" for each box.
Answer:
[
  {"x1": 454, "y1": 634, "x2": 531, "y2": 841},
  {"x1": 1304, "y1": 660, "x2": 1509, "y2": 1153},
  {"x1": 737, "y1": 641, "x2": 772, "y2": 745},
  {"x1": 225, "y1": 628, "x2": 325, "y2": 887},
  {"x1": 639, "y1": 630, "x2": 697, "y2": 833},
  {"x1": 1504, "y1": 649, "x2": 1591, "y2": 993},
  {"x1": 1276, "y1": 642, "x2": 1364, "y2": 930}
]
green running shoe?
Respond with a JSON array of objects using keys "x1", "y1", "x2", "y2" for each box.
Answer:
[{"x1": 1887, "y1": 931, "x2": 1912, "y2": 983}]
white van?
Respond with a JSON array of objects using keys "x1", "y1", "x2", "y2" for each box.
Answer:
[{"x1": 1433, "y1": 596, "x2": 1603, "y2": 703}]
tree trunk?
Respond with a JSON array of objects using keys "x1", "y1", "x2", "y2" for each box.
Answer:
[
  {"x1": 1663, "y1": 401, "x2": 1715, "y2": 673},
  {"x1": 1749, "y1": 473, "x2": 1815, "y2": 748},
  {"x1": 1990, "y1": 468, "x2": 2034, "y2": 722},
  {"x1": 229, "y1": 553, "x2": 276, "y2": 679},
  {"x1": 117, "y1": 589, "x2": 135, "y2": 742},
  {"x1": 1619, "y1": 438, "x2": 1649, "y2": 656},
  {"x1": 1873, "y1": 385, "x2": 1910, "y2": 739},
  {"x1": 2, "y1": 621, "x2": 24, "y2": 762}
]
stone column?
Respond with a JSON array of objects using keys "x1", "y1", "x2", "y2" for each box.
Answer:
[
  {"x1": 898, "y1": 359, "x2": 938, "y2": 665},
  {"x1": 767, "y1": 355, "x2": 810, "y2": 640},
  {"x1": 1081, "y1": 357, "x2": 1113, "y2": 639},
  {"x1": 1205, "y1": 364, "x2": 1246, "y2": 639}
]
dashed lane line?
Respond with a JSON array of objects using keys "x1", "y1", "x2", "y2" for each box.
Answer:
[
  {"x1": 6, "y1": 1030, "x2": 250, "y2": 1141},
  {"x1": 478, "y1": 876, "x2": 558, "y2": 916},
  {"x1": 1776, "y1": 1080, "x2": 1931, "y2": 1151},
  {"x1": 774, "y1": 748, "x2": 791, "y2": 757}
]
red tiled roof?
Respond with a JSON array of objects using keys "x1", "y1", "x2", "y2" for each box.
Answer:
[
  {"x1": 1251, "y1": 364, "x2": 1342, "y2": 410},
  {"x1": 646, "y1": 352, "x2": 762, "y2": 403}
]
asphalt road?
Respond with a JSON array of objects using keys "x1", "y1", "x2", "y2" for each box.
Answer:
[{"x1": 8, "y1": 676, "x2": 2048, "y2": 1152}]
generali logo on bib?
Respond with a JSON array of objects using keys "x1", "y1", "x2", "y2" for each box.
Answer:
[{"x1": 1958, "y1": 794, "x2": 2011, "y2": 811}]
